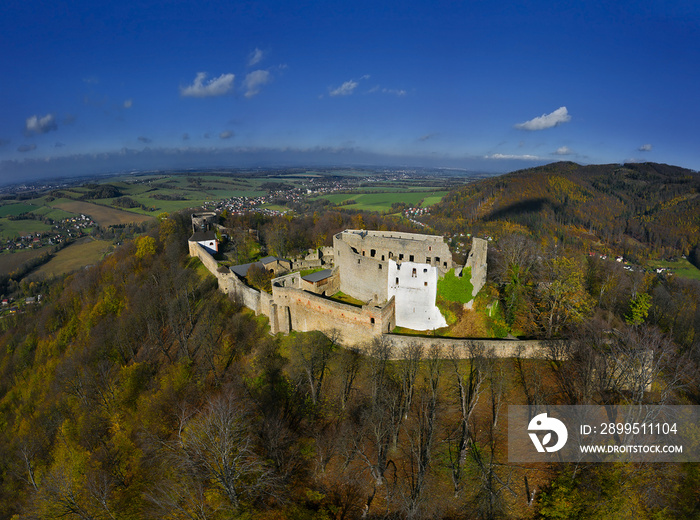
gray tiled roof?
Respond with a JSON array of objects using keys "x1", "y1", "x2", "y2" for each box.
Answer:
[
  {"x1": 302, "y1": 269, "x2": 332, "y2": 283},
  {"x1": 189, "y1": 230, "x2": 218, "y2": 242},
  {"x1": 230, "y1": 262, "x2": 258, "y2": 277}
]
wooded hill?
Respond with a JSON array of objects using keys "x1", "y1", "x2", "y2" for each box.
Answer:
[
  {"x1": 0, "y1": 211, "x2": 698, "y2": 520},
  {"x1": 0, "y1": 165, "x2": 699, "y2": 519},
  {"x1": 428, "y1": 162, "x2": 700, "y2": 260}
]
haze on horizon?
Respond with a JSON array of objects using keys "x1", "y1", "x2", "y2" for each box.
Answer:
[{"x1": 2, "y1": 0, "x2": 699, "y2": 184}]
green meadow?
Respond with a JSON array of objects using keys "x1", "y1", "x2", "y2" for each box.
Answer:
[
  {"x1": 648, "y1": 258, "x2": 700, "y2": 281},
  {"x1": 315, "y1": 190, "x2": 448, "y2": 212}
]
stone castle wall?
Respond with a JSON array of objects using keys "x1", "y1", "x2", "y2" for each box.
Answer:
[
  {"x1": 299, "y1": 268, "x2": 341, "y2": 296},
  {"x1": 190, "y1": 225, "x2": 517, "y2": 355},
  {"x1": 337, "y1": 229, "x2": 452, "y2": 270},
  {"x1": 378, "y1": 334, "x2": 555, "y2": 360},
  {"x1": 333, "y1": 230, "x2": 454, "y2": 303},
  {"x1": 271, "y1": 283, "x2": 394, "y2": 346},
  {"x1": 191, "y1": 212, "x2": 217, "y2": 232},
  {"x1": 190, "y1": 242, "x2": 389, "y2": 345},
  {"x1": 387, "y1": 260, "x2": 446, "y2": 330},
  {"x1": 466, "y1": 237, "x2": 488, "y2": 298},
  {"x1": 189, "y1": 242, "x2": 265, "y2": 314},
  {"x1": 334, "y1": 235, "x2": 388, "y2": 302}
]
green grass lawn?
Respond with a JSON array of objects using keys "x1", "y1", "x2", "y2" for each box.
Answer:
[
  {"x1": 437, "y1": 268, "x2": 473, "y2": 304},
  {"x1": 0, "y1": 219, "x2": 54, "y2": 240},
  {"x1": 648, "y1": 258, "x2": 700, "y2": 281},
  {"x1": 329, "y1": 291, "x2": 366, "y2": 307},
  {"x1": 0, "y1": 203, "x2": 41, "y2": 217},
  {"x1": 421, "y1": 194, "x2": 447, "y2": 206},
  {"x1": 34, "y1": 207, "x2": 77, "y2": 220},
  {"x1": 260, "y1": 203, "x2": 290, "y2": 212}
]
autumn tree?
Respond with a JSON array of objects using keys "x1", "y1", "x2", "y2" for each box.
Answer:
[
  {"x1": 535, "y1": 255, "x2": 593, "y2": 338},
  {"x1": 492, "y1": 234, "x2": 537, "y2": 328},
  {"x1": 153, "y1": 393, "x2": 277, "y2": 517}
]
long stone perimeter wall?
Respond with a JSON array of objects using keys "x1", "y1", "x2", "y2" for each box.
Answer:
[
  {"x1": 189, "y1": 242, "x2": 390, "y2": 346},
  {"x1": 190, "y1": 239, "x2": 557, "y2": 359},
  {"x1": 379, "y1": 334, "x2": 559, "y2": 360}
]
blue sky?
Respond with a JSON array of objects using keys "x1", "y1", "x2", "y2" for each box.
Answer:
[{"x1": 1, "y1": 0, "x2": 699, "y2": 183}]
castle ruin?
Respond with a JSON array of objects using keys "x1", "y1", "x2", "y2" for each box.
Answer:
[{"x1": 189, "y1": 225, "x2": 489, "y2": 347}]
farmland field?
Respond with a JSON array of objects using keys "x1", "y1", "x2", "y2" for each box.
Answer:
[
  {"x1": 52, "y1": 201, "x2": 154, "y2": 226},
  {"x1": 26, "y1": 238, "x2": 113, "y2": 281},
  {"x1": 0, "y1": 219, "x2": 54, "y2": 240},
  {"x1": 75, "y1": 175, "x2": 268, "y2": 215},
  {"x1": 0, "y1": 203, "x2": 41, "y2": 217},
  {"x1": 314, "y1": 190, "x2": 448, "y2": 212},
  {"x1": 0, "y1": 248, "x2": 47, "y2": 276}
]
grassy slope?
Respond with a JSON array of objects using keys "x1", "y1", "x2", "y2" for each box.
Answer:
[{"x1": 26, "y1": 238, "x2": 113, "y2": 280}]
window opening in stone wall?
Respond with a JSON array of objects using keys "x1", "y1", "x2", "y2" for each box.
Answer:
[
  {"x1": 382, "y1": 255, "x2": 385, "y2": 261},
  {"x1": 410, "y1": 254, "x2": 414, "y2": 262},
  {"x1": 371, "y1": 249, "x2": 376, "y2": 257},
  {"x1": 426, "y1": 257, "x2": 431, "y2": 263},
  {"x1": 371, "y1": 318, "x2": 375, "y2": 324},
  {"x1": 444, "y1": 261, "x2": 448, "y2": 267},
  {"x1": 358, "y1": 259, "x2": 361, "y2": 264},
  {"x1": 429, "y1": 246, "x2": 432, "y2": 251},
  {"x1": 423, "y1": 268, "x2": 428, "y2": 273},
  {"x1": 399, "y1": 254, "x2": 404, "y2": 260},
  {"x1": 378, "y1": 264, "x2": 382, "y2": 269},
  {"x1": 424, "y1": 281, "x2": 428, "y2": 286},
  {"x1": 412, "y1": 268, "x2": 417, "y2": 277},
  {"x1": 395, "y1": 277, "x2": 399, "y2": 284},
  {"x1": 435, "y1": 257, "x2": 440, "y2": 264},
  {"x1": 362, "y1": 251, "x2": 365, "y2": 256}
]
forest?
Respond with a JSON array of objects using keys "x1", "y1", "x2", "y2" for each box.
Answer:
[
  {"x1": 0, "y1": 163, "x2": 699, "y2": 519},
  {"x1": 426, "y1": 162, "x2": 700, "y2": 262}
]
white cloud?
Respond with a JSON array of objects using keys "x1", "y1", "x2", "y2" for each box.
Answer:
[
  {"x1": 485, "y1": 153, "x2": 542, "y2": 160},
  {"x1": 553, "y1": 146, "x2": 574, "y2": 155},
  {"x1": 220, "y1": 131, "x2": 233, "y2": 139},
  {"x1": 137, "y1": 136, "x2": 152, "y2": 144},
  {"x1": 639, "y1": 143, "x2": 653, "y2": 151},
  {"x1": 382, "y1": 88, "x2": 406, "y2": 96},
  {"x1": 330, "y1": 80, "x2": 359, "y2": 97},
  {"x1": 123, "y1": 99, "x2": 133, "y2": 109},
  {"x1": 515, "y1": 106, "x2": 571, "y2": 131},
  {"x1": 248, "y1": 48, "x2": 264, "y2": 66},
  {"x1": 243, "y1": 70, "x2": 271, "y2": 98},
  {"x1": 25, "y1": 114, "x2": 58, "y2": 135},
  {"x1": 181, "y1": 72, "x2": 235, "y2": 97}
]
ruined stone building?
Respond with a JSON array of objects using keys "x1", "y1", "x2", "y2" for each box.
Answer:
[{"x1": 189, "y1": 226, "x2": 487, "y2": 346}]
